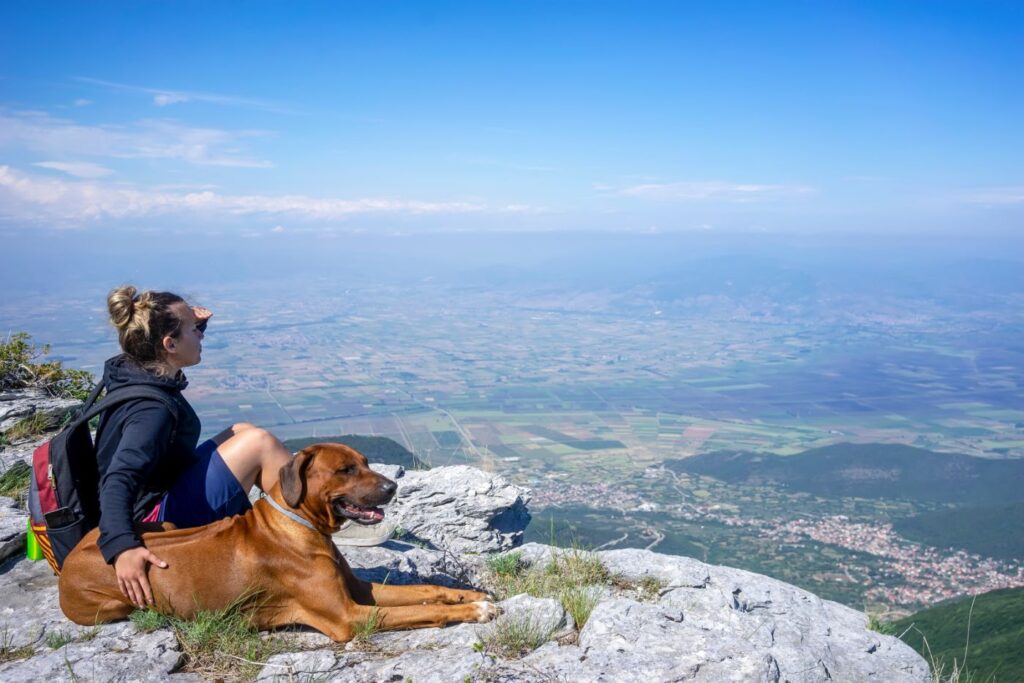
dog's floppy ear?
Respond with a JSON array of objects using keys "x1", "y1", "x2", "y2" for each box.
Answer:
[{"x1": 279, "y1": 447, "x2": 316, "y2": 508}]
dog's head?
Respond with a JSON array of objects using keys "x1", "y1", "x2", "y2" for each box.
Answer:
[{"x1": 277, "y1": 442, "x2": 397, "y2": 531}]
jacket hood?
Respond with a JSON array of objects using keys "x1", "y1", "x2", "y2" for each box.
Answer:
[{"x1": 103, "y1": 353, "x2": 188, "y2": 393}]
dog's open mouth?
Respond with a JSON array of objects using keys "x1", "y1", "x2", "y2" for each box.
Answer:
[{"x1": 332, "y1": 498, "x2": 385, "y2": 525}]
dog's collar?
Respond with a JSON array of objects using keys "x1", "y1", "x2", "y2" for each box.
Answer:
[{"x1": 262, "y1": 494, "x2": 323, "y2": 534}]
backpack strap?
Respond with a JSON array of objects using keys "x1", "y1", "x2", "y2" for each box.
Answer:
[
  {"x1": 74, "y1": 386, "x2": 181, "y2": 442},
  {"x1": 79, "y1": 378, "x2": 106, "y2": 412}
]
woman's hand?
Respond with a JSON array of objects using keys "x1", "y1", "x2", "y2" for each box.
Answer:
[{"x1": 113, "y1": 546, "x2": 168, "y2": 607}]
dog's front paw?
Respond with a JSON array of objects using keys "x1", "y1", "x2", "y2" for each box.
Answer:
[{"x1": 473, "y1": 600, "x2": 499, "y2": 623}]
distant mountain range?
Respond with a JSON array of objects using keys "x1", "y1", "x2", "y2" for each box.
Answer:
[
  {"x1": 664, "y1": 443, "x2": 1024, "y2": 505},
  {"x1": 282, "y1": 434, "x2": 429, "y2": 471}
]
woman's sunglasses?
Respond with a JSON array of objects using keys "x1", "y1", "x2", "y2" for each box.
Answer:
[{"x1": 196, "y1": 319, "x2": 208, "y2": 333}]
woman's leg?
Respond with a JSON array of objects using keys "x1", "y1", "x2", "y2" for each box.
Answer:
[{"x1": 210, "y1": 422, "x2": 293, "y2": 493}]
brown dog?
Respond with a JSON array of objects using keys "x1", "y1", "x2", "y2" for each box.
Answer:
[{"x1": 59, "y1": 443, "x2": 497, "y2": 641}]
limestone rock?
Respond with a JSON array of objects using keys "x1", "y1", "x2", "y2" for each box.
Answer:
[
  {"x1": 0, "y1": 389, "x2": 80, "y2": 435},
  {"x1": 384, "y1": 465, "x2": 531, "y2": 554},
  {"x1": 0, "y1": 556, "x2": 182, "y2": 682},
  {"x1": 0, "y1": 460, "x2": 929, "y2": 683},
  {"x1": 482, "y1": 593, "x2": 574, "y2": 641}
]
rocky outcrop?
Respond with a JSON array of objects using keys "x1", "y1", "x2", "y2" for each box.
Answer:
[
  {"x1": 0, "y1": 407, "x2": 928, "y2": 682},
  {"x1": 256, "y1": 543, "x2": 929, "y2": 682},
  {"x1": 379, "y1": 463, "x2": 532, "y2": 554},
  {"x1": 0, "y1": 389, "x2": 80, "y2": 434}
]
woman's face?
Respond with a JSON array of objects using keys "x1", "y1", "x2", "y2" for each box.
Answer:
[{"x1": 163, "y1": 303, "x2": 205, "y2": 370}]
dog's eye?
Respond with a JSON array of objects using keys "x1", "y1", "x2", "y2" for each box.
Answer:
[{"x1": 337, "y1": 466, "x2": 356, "y2": 476}]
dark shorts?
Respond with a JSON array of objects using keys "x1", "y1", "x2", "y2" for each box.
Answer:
[{"x1": 156, "y1": 439, "x2": 252, "y2": 528}]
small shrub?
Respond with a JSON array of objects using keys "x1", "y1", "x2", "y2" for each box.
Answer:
[
  {"x1": 480, "y1": 614, "x2": 556, "y2": 658},
  {"x1": 0, "y1": 332, "x2": 95, "y2": 400}
]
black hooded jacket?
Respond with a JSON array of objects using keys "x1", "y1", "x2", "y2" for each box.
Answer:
[{"x1": 94, "y1": 354, "x2": 201, "y2": 564}]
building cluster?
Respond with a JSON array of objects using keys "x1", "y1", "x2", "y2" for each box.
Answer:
[{"x1": 765, "y1": 515, "x2": 1024, "y2": 607}]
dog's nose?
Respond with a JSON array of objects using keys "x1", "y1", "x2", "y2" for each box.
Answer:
[{"x1": 379, "y1": 479, "x2": 397, "y2": 502}]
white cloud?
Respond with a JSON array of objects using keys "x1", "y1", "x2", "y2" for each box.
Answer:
[
  {"x1": 960, "y1": 186, "x2": 1024, "y2": 206},
  {"x1": 73, "y1": 98, "x2": 93, "y2": 107},
  {"x1": 33, "y1": 161, "x2": 113, "y2": 179},
  {"x1": 75, "y1": 77, "x2": 291, "y2": 113},
  {"x1": 0, "y1": 165, "x2": 535, "y2": 225},
  {"x1": 620, "y1": 180, "x2": 815, "y2": 203},
  {"x1": 271, "y1": 225, "x2": 286, "y2": 233},
  {"x1": 0, "y1": 108, "x2": 272, "y2": 168}
]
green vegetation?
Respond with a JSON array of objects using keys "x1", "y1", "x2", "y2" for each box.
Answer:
[
  {"x1": 131, "y1": 594, "x2": 286, "y2": 681},
  {"x1": 889, "y1": 587, "x2": 1024, "y2": 682},
  {"x1": 478, "y1": 614, "x2": 557, "y2": 658},
  {"x1": 666, "y1": 443, "x2": 1024, "y2": 505},
  {"x1": 0, "y1": 332, "x2": 94, "y2": 400},
  {"x1": 0, "y1": 625, "x2": 34, "y2": 663},
  {"x1": 0, "y1": 461, "x2": 32, "y2": 504},
  {"x1": 45, "y1": 629, "x2": 74, "y2": 649},
  {"x1": 485, "y1": 552, "x2": 524, "y2": 578},
  {"x1": 485, "y1": 548, "x2": 610, "y2": 628},
  {"x1": 611, "y1": 574, "x2": 666, "y2": 603},
  {"x1": 3, "y1": 412, "x2": 54, "y2": 443},
  {"x1": 129, "y1": 608, "x2": 170, "y2": 633},
  {"x1": 283, "y1": 434, "x2": 429, "y2": 470},
  {"x1": 895, "y1": 502, "x2": 1024, "y2": 562},
  {"x1": 351, "y1": 607, "x2": 382, "y2": 645}
]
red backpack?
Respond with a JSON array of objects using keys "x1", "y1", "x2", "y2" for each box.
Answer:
[{"x1": 27, "y1": 380, "x2": 178, "y2": 574}]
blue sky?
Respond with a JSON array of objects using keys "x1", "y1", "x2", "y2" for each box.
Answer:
[{"x1": 1, "y1": 1, "x2": 1021, "y2": 237}]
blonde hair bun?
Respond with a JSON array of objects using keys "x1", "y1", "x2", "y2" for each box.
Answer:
[{"x1": 107, "y1": 285, "x2": 139, "y2": 331}]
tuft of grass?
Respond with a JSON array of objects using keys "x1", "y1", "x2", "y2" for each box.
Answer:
[
  {"x1": 45, "y1": 628, "x2": 74, "y2": 649},
  {"x1": 77, "y1": 626, "x2": 101, "y2": 642},
  {"x1": 479, "y1": 614, "x2": 556, "y2": 659},
  {"x1": 131, "y1": 593, "x2": 286, "y2": 681},
  {"x1": 559, "y1": 585, "x2": 601, "y2": 629},
  {"x1": 486, "y1": 551, "x2": 523, "y2": 578},
  {"x1": 611, "y1": 573, "x2": 667, "y2": 603},
  {"x1": 486, "y1": 545, "x2": 610, "y2": 628},
  {"x1": 3, "y1": 411, "x2": 53, "y2": 443},
  {"x1": 351, "y1": 607, "x2": 382, "y2": 646},
  {"x1": 0, "y1": 461, "x2": 32, "y2": 504},
  {"x1": 0, "y1": 625, "x2": 34, "y2": 663},
  {"x1": 130, "y1": 608, "x2": 171, "y2": 633}
]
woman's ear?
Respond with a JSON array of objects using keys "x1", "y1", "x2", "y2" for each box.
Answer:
[{"x1": 162, "y1": 335, "x2": 177, "y2": 354}]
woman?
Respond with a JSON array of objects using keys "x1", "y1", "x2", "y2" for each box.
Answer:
[{"x1": 96, "y1": 286, "x2": 385, "y2": 609}]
